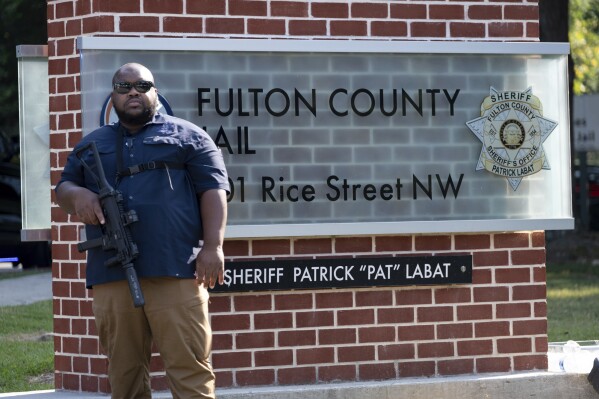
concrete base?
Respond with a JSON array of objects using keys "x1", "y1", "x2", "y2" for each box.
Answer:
[
  {"x1": 217, "y1": 372, "x2": 598, "y2": 399},
  {"x1": 0, "y1": 372, "x2": 596, "y2": 399}
]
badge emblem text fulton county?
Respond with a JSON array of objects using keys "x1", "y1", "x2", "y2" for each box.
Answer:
[{"x1": 466, "y1": 87, "x2": 558, "y2": 190}]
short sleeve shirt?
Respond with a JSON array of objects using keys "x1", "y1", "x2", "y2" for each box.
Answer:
[{"x1": 57, "y1": 113, "x2": 229, "y2": 288}]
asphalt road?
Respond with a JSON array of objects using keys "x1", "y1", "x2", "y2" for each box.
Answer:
[{"x1": 0, "y1": 270, "x2": 52, "y2": 307}]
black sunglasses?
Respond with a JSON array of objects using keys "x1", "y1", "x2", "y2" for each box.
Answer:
[{"x1": 113, "y1": 80, "x2": 154, "y2": 94}]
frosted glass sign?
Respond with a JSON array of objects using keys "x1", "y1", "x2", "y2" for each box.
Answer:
[
  {"x1": 17, "y1": 45, "x2": 50, "y2": 238},
  {"x1": 78, "y1": 38, "x2": 572, "y2": 237}
]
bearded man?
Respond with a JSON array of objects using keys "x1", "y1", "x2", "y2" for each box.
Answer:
[{"x1": 56, "y1": 63, "x2": 229, "y2": 399}]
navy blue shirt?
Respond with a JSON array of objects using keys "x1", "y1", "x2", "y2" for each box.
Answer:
[{"x1": 57, "y1": 113, "x2": 229, "y2": 288}]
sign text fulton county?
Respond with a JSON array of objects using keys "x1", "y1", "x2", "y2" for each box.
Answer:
[{"x1": 210, "y1": 255, "x2": 472, "y2": 293}]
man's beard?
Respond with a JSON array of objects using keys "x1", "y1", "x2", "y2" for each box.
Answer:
[{"x1": 115, "y1": 101, "x2": 157, "y2": 126}]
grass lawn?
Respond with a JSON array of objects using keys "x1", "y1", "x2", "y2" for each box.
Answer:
[
  {"x1": 0, "y1": 300, "x2": 54, "y2": 393},
  {"x1": 547, "y1": 262, "x2": 599, "y2": 342}
]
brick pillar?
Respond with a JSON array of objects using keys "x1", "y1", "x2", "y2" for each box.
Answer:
[{"x1": 48, "y1": 0, "x2": 543, "y2": 393}]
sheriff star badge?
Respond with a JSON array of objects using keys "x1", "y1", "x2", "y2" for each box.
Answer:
[{"x1": 466, "y1": 87, "x2": 558, "y2": 190}]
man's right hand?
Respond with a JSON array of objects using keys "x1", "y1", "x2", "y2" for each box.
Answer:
[{"x1": 56, "y1": 182, "x2": 105, "y2": 225}]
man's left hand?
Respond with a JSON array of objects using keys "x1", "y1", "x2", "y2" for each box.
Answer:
[{"x1": 195, "y1": 245, "x2": 225, "y2": 289}]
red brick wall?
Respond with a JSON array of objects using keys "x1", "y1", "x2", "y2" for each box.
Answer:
[
  {"x1": 47, "y1": 0, "x2": 543, "y2": 393},
  {"x1": 213, "y1": 232, "x2": 547, "y2": 387}
]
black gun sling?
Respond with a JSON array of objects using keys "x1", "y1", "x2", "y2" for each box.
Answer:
[{"x1": 115, "y1": 127, "x2": 184, "y2": 183}]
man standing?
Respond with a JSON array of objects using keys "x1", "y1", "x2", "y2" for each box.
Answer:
[{"x1": 56, "y1": 63, "x2": 229, "y2": 399}]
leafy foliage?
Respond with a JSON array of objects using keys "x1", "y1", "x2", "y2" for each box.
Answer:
[
  {"x1": 0, "y1": 0, "x2": 47, "y2": 138},
  {"x1": 570, "y1": 0, "x2": 599, "y2": 95}
]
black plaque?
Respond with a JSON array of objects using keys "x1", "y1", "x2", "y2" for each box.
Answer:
[{"x1": 210, "y1": 255, "x2": 472, "y2": 293}]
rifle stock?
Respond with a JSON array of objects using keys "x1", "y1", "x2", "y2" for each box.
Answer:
[{"x1": 75, "y1": 141, "x2": 145, "y2": 307}]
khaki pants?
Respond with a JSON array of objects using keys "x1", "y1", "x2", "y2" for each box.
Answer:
[{"x1": 93, "y1": 277, "x2": 215, "y2": 399}]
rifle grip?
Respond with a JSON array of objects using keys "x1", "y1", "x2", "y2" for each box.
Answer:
[
  {"x1": 124, "y1": 265, "x2": 145, "y2": 308},
  {"x1": 77, "y1": 237, "x2": 104, "y2": 252}
]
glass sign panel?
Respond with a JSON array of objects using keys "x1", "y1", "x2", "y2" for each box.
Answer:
[
  {"x1": 18, "y1": 46, "x2": 50, "y2": 238},
  {"x1": 78, "y1": 39, "x2": 572, "y2": 237}
]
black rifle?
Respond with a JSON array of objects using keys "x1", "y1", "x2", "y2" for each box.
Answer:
[{"x1": 75, "y1": 141, "x2": 145, "y2": 307}]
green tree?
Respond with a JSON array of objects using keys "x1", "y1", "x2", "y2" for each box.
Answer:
[
  {"x1": 0, "y1": 0, "x2": 47, "y2": 140},
  {"x1": 570, "y1": 0, "x2": 599, "y2": 95}
]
